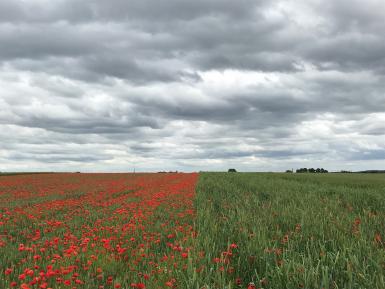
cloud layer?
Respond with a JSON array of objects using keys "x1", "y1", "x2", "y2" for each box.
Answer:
[{"x1": 1, "y1": 0, "x2": 385, "y2": 172}]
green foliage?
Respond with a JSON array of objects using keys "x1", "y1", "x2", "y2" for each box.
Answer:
[
  {"x1": 2, "y1": 173, "x2": 384, "y2": 289},
  {"x1": 193, "y1": 172, "x2": 385, "y2": 289},
  {"x1": 296, "y1": 168, "x2": 328, "y2": 173}
]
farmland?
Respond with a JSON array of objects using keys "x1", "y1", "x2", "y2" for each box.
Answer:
[{"x1": 1, "y1": 173, "x2": 384, "y2": 289}]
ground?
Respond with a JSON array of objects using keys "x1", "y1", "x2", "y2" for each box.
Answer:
[{"x1": 1, "y1": 172, "x2": 384, "y2": 289}]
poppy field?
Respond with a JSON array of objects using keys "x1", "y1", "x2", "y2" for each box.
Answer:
[{"x1": 1, "y1": 172, "x2": 384, "y2": 289}]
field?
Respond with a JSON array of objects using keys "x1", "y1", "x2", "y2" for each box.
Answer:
[{"x1": 0, "y1": 173, "x2": 384, "y2": 289}]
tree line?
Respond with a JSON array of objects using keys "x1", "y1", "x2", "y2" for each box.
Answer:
[{"x1": 295, "y1": 168, "x2": 328, "y2": 173}]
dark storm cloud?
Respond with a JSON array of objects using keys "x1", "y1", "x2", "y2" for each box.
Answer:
[
  {"x1": 297, "y1": 0, "x2": 385, "y2": 74},
  {"x1": 9, "y1": 152, "x2": 111, "y2": 163},
  {"x1": 301, "y1": 34, "x2": 385, "y2": 74},
  {"x1": 16, "y1": 116, "x2": 161, "y2": 134},
  {"x1": 0, "y1": 23, "x2": 97, "y2": 59},
  {"x1": 171, "y1": 148, "x2": 324, "y2": 160},
  {"x1": 0, "y1": 0, "x2": 299, "y2": 82},
  {"x1": 1, "y1": 0, "x2": 384, "y2": 76},
  {"x1": 318, "y1": 0, "x2": 385, "y2": 32},
  {"x1": 0, "y1": 0, "x2": 261, "y2": 23},
  {"x1": 1, "y1": 0, "x2": 385, "y2": 171}
]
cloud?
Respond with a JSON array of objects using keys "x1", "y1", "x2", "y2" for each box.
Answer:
[{"x1": 0, "y1": 0, "x2": 385, "y2": 172}]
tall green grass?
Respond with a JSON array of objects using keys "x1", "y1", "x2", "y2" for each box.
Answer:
[{"x1": 192, "y1": 173, "x2": 385, "y2": 289}]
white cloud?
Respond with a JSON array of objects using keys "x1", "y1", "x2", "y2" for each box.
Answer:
[{"x1": 0, "y1": 0, "x2": 385, "y2": 172}]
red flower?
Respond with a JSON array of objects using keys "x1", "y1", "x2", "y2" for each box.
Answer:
[
  {"x1": 26, "y1": 269, "x2": 34, "y2": 277},
  {"x1": 0, "y1": 173, "x2": 199, "y2": 289},
  {"x1": 5, "y1": 268, "x2": 13, "y2": 275},
  {"x1": 19, "y1": 273, "x2": 26, "y2": 280}
]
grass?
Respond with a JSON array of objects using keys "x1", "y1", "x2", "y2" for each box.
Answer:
[
  {"x1": 1, "y1": 172, "x2": 384, "y2": 289},
  {"x1": 193, "y1": 173, "x2": 385, "y2": 289}
]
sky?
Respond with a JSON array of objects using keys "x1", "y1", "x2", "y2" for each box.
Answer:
[{"x1": 1, "y1": 0, "x2": 385, "y2": 172}]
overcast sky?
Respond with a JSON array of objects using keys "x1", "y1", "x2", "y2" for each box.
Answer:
[{"x1": 1, "y1": 0, "x2": 385, "y2": 172}]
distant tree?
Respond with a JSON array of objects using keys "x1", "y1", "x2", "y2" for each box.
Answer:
[
  {"x1": 285, "y1": 170, "x2": 293, "y2": 173},
  {"x1": 296, "y1": 167, "x2": 328, "y2": 173},
  {"x1": 360, "y1": 170, "x2": 385, "y2": 173},
  {"x1": 228, "y1": 168, "x2": 237, "y2": 173}
]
